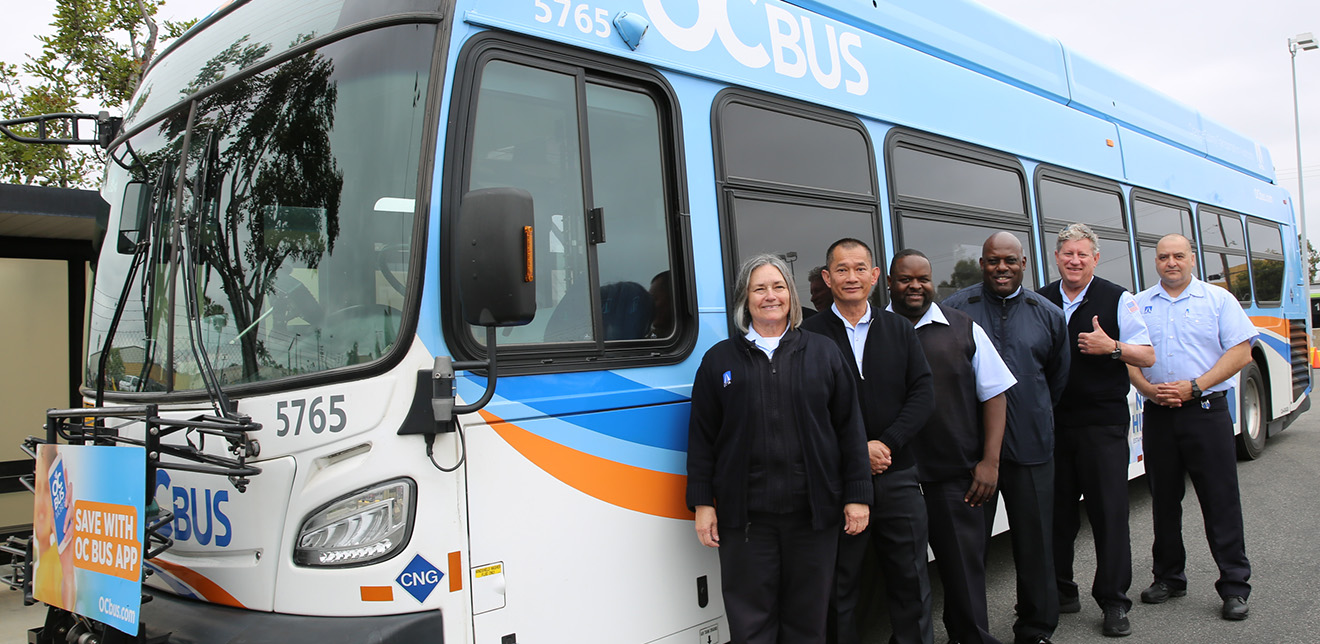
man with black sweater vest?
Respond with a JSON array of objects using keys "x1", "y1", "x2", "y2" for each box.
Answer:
[
  {"x1": 801, "y1": 239, "x2": 936, "y2": 644},
  {"x1": 887, "y1": 248, "x2": 1015, "y2": 644},
  {"x1": 1039, "y1": 223, "x2": 1154, "y2": 638},
  {"x1": 944, "y1": 232, "x2": 1070, "y2": 644}
]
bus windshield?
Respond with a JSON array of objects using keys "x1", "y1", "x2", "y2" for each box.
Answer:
[{"x1": 87, "y1": 1, "x2": 437, "y2": 393}]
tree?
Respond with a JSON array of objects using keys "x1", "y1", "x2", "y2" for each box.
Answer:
[
  {"x1": 939, "y1": 258, "x2": 982, "y2": 294},
  {"x1": 0, "y1": 0, "x2": 195, "y2": 187}
]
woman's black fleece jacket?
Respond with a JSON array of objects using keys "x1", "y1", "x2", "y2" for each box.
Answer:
[{"x1": 685, "y1": 328, "x2": 873, "y2": 531}]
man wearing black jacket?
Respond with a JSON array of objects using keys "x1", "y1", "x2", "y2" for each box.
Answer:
[
  {"x1": 944, "y1": 232, "x2": 1070, "y2": 644},
  {"x1": 802, "y1": 238, "x2": 936, "y2": 644}
]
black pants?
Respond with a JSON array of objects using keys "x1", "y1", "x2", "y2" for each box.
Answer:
[
  {"x1": 983, "y1": 460, "x2": 1057, "y2": 642},
  {"x1": 924, "y1": 477, "x2": 1002, "y2": 644},
  {"x1": 1054, "y1": 422, "x2": 1132, "y2": 610},
  {"x1": 719, "y1": 511, "x2": 839, "y2": 644},
  {"x1": 834, "y1": 466, "x2": 934, "y2": 644},
  {"x1": 1142, "y1": 399, "x2": 1251, "y2": 599}
]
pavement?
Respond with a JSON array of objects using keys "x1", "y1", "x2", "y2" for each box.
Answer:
[
  {"x1": 4, "y1": 402, "x2": 1320, "y2": 644},
  {"x1": 971, "y1": 406, "x2": 1320, "y2": 644}
]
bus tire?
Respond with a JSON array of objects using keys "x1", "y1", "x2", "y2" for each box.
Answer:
[{"x1": 1236, "y1": 362, "x2": 1267, "y2": 460}]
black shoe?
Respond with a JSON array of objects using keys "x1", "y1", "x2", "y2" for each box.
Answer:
[
  {"x1": 1139, "y1": 581, "x2": 1186, "y2": 604},
  {"x1": 1014, "y1": 636, "x2": 1053, "y2": 644},
  {"x1": 1222, "y1": 596, "x2": 1249, "y2": 620},
  {"x1": 1059, "y1": 594, "x2": 1082, "y2": 614},
  {"x1": 1102, "y1": 606, "x2": 1131, "y2": 637}
]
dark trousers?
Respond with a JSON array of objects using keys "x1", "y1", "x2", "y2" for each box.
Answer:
[
  {"x1": 719, "y1": 511, "x2": 839, "y2": 644},
  {"x1": 983, "y1": 460, "x2": 1057, "y2": 642},
  {"x1": 1054, "y1": 423, "x2": 1132, "y2": 610},
  {"x1": 834, "y1": 466, "x2": 934, "y2": 644},
  {"x1": 924, "y1": 478, "x2": 1002, "y2": 644},
  {"x1": 1142, "y1": 399, "x2": 1251, "y2": 600}
]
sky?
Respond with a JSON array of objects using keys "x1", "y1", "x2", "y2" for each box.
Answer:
[
  {"x1": 5, "y1": 0, "x2": 1320, "y2": 234},
  {"x1": 976, "y1": 0, "x2": 1320, "y2": 240}
]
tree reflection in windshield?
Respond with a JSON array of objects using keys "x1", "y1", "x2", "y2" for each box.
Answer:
[
  {"x1": 183, "y1": 35, "x2": 343, "y2": 382},
  {"x1": 90, "y1": 22, "x2": 433, "y2": 392}
]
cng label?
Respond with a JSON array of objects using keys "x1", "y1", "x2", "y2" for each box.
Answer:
[{"x1": 395, "y1": 554, "x2": 443, "y2": 603}]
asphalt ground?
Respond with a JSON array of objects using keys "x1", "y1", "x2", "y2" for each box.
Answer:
[
  {"x1": 878, "y1": 405, "x2": 1320, "y2": 644},
  {"x1": 4, "y1": 402, "x2": 1320, "y2": 644}
]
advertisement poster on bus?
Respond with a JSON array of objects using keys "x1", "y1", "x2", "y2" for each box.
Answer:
[{"x1": 33, "y1": 444, "x2": 146, "y2": 635}]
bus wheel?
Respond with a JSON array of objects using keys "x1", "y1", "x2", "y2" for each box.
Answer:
[{"x1": 1236, "y1": 362, "x2": 1267, "y2": 460}]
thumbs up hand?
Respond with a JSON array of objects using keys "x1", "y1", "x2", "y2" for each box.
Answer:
[{"x1": 1077, "y1": 315, "x2": 1116, "y2": 356}]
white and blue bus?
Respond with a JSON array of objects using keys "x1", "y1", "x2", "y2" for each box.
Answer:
[{"x1": 22, "y1": 0, "x2": 1311, "y2": 642}]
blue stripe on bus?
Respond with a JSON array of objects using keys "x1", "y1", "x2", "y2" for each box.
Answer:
[
  {"x1": 457, "y1": 373, "x2": 690, "y2": 472},
  {"x1": 1255, "y1": 334, "x2": 1289, "y2": 364}
]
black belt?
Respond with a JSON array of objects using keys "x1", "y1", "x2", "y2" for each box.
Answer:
[{"x1": 1197, "y1": 391, "x2": 1228, "y2": 402}]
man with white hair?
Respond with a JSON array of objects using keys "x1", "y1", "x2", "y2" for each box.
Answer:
[{"x1": 1039, "y1": 223, "x2": 1153, "y2": 637}]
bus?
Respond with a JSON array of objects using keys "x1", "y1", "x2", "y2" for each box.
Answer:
[{"x1": 15, "y1": 0, "x2": 1311, "y2": 642}]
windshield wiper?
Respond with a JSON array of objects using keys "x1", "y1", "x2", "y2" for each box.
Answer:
[
  {"x1": 178, "y1": 128, "x2": 238, "y2": 420},
  {"x1": 94, "y1": 146, "x2": 171, "y2": 407}
]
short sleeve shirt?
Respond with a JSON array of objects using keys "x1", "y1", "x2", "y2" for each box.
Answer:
[
  {"x1": 888, "y1": 302, "x2": 1016, "y2": 401},
  {"x1": 1135, "y1": 278, "x2": 1258, "y2": 394},
  {"x1": 1061, "y1": 278, "x2": 1151, "y2": 346}
]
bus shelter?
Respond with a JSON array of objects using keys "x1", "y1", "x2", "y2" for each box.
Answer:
[{"x1": 0, "y1": 182, "x2": 101, "y2": 539}]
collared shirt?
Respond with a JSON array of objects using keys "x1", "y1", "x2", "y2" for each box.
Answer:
[
  {"x1": 830, "y1": 302, "x2": 872, "y2": 378},
  {"x1": 1061, "y1": 277, "x2": 1152, "y2": 345},
  {"x1": 886, "y1": 302, "x2": 1016, "y2": 401},
  {"x1": 1136, "y1": 278, "x2": 1258, "y2": 393},
  {"x1": 744, "y1": 326, "x2": 784, "y2": 360}
]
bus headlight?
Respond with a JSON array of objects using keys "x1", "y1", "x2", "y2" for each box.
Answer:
[{"x1": 294, "y1": 478, "x2": 415, "y2": 567}]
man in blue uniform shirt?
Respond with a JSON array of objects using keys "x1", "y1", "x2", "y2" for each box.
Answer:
[
  {"x1": 1129, "y1": 233, "x2": 1256, "y2": 621},
  {"x1": 944, "y1": 232, "x2": 1070, "y2": 644}
]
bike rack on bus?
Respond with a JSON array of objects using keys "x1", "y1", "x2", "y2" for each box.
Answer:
[
  {"x1": 0, "y1": 111, "x2": 122, "y2": 148},
  {"x1": 6, "y1": 405, "x2": 261, "y2": 618}
]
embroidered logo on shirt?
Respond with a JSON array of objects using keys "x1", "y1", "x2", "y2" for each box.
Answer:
[
  {"x1": 1142, "y1": 305, "x2": 1153, "y2": 314},
  {"x1": 1127, "y1": 300, "x2": 1139, "y2": 313},
  {"x1": 723, "y1": 371, "x2": 732, "y2": 387}
]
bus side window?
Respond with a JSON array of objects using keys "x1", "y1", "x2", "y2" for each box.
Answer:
[
  {"x1": 1037, "y1": 172, "x2": 1134, "y2": 292},
  {"x1": 453, "y1": 43, "x2": 687, "y2": 364},
  {"x1": 1247, "y1": 219, "x2": 1286, "y2": 304},
  {"x1": 1198, "y1": 208, "x2": 1251, "y2": 303},
  {"x1": 887, "y1": 133, "x2": 1032, "y2": 294},
  {"x1": 713, "y1": 94, "x2": 878, "y2": 316},
  {"x1": 1131, "y1": 193, "x2": 1194, "y2": 290}
]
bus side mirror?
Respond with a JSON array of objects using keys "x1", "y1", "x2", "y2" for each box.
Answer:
[
  {"x1": 117, "y1": 182, "x2": 152, "y2": 254},
  {"x1": 454, "y1": 188, "x2": 536, "y2": 327}
]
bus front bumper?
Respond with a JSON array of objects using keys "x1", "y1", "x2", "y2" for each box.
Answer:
[{"x1": 140, "y1": 588, "x2": 445, "y2": 643}]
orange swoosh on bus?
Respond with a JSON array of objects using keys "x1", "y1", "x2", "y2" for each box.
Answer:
[
  {"x1": 1249, "y1": 316, "x2": 1289, "y2": 338},
  {"x1": 150, "y1": 558, "x2": 245, "y2": 608},
  {"x1": 479, "y1": 409, "x2": 693, "y2": 520}
]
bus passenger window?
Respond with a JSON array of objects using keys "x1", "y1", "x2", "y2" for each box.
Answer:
[
  {"x1": 888, "y1": 134, "x2": 1031, "y2": 295},
  {"x1": 1247, "y1": 219, "x2": 1286, "y2": 304},
  {"x1": 714, "y1": 95, "x2": 878, "y2": 314},
  {"x1": 1199, "y1": 210, "x2": 1250, "y2": 302},
  {"x1": 1131, "y1": 195, "x2": 1193, "y2": 289},
  {"x1": 1036, "y1": 173, "x2": 1134, "y2": 291}
]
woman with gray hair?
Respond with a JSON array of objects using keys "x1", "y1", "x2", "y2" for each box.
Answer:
[{"x1": 686, "y1": 253, "x2": 872, "y2": 644}]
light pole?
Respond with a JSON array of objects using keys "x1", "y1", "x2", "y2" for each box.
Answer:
[{"x1": 1289, "y1": 32, "x2": 1318, "y2": 263}]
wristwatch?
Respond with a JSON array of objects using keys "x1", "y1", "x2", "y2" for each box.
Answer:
[
  {"x1": 1109, "y1": 341, "x2": 1122, "y2": 360},
  {"x1": 1190, "y1": 379, "x2": 1203, "y2": 400}
]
